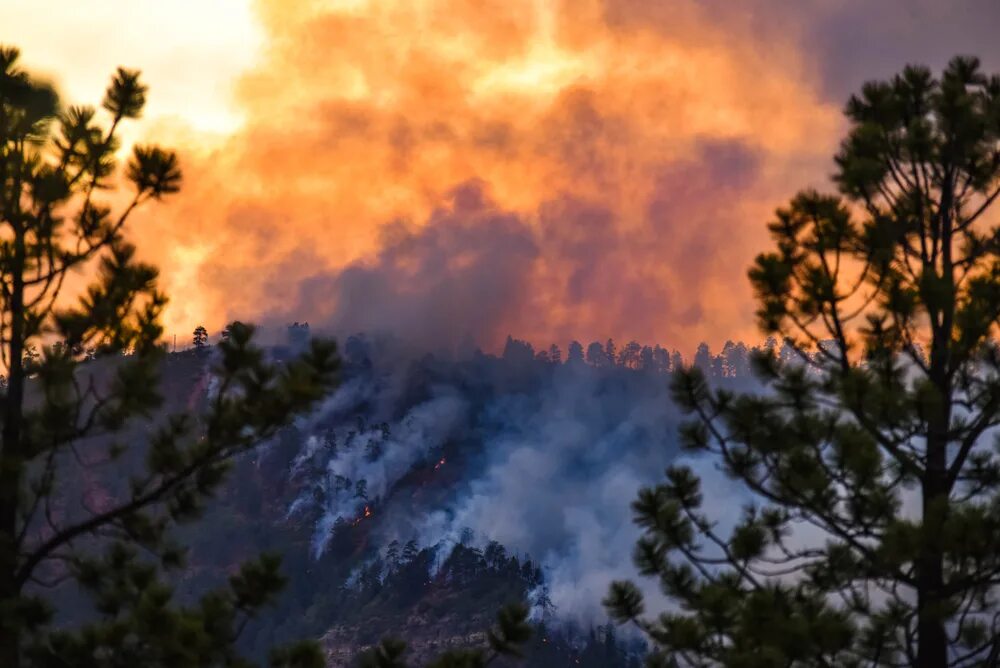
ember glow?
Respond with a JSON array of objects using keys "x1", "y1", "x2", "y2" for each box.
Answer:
[
  {"x1": 9, "y1": 1, "x2": 1000, "y2": 351},
  {"x1": 351, "y1": 505, "x2": 373, "y2": 528}
]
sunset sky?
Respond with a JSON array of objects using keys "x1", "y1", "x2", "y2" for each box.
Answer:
[{"x1": 5, "y1": 0, "x2": 1000, "y2": 353}]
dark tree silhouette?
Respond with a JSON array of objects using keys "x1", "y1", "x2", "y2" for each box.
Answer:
[
  {"x1": 0, "y1": 47, "x2": 339, "y2": 667},
  {"x1": 607, "y1": 57, "x2": 1000, "y2": 667},
  {"x1": 692, "y1": 342, "x2": 712, "y2": 375},
  {"x1": 585, "y1": 341, "x2": 605, "y2": 367},
  {"x1": 220, "y1": 320, "x2": 243, "y2": 344},
  {"x1": 192, "y1": 324, "x2": 208, "y2": 349},
  {"x1": 639, "y1": 345, "x2": 654, "y2": 371},
  {"x1": 618, "y1": 340, "x2": 642, "y2": 369},
  {"x1": 670, "y1": 350, "x2": 683, "y2": 373},
  {"x1": 548, "y1": 344, "x2": 562, "y2": 365},
  {"x1": 502, "y1": 335, "x2": 535, "y2": 365}
]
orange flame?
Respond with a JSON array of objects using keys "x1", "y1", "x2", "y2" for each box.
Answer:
[{"x1": 351, "y1": 505, "x2": 373, "y2": 527}]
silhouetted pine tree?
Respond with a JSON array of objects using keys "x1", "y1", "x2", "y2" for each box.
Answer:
[
  {"x1": 607, "y1": 56, "x2": 1000, "y2": 667},
  {"x1": 0, "y1": 47, "x2": 339, "y2": 667}
]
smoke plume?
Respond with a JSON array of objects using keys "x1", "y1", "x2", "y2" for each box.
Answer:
[
  {"x1": 282, "y1": 344, "x2": 758, "y2": 624},
  {"x1": 130, "y1": 0, "x2": 859, "y2": 352}
]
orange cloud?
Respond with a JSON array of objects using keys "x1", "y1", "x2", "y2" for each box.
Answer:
[{"x1": 132, "y1": 0, "x2": 844, "y2": 353}]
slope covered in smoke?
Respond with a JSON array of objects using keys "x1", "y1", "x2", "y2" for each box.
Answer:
[
  {"x1": 30, "y1": 333, "x2": 761, "y2": 664},
  {"x1": 287, "y1": 335, "x2": 688, "y2": 622},
  {"x1": 232, "y1": 332, "x2": 758, "y2": 649}
]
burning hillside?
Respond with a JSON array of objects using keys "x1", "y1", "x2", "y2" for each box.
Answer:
[{"x1": 50, "y1": 334, "x2": 756, "y2": 665}]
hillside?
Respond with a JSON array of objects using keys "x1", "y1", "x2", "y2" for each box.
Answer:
[{"x1": 43, "y1": 335, "x2": 759, "y2": 665}]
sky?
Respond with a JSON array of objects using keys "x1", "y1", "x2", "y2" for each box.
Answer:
[{"x1": 4, "y1": 0, "x2": 1000, "y2": 353}]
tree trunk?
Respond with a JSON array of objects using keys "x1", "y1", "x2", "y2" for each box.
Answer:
[
  {"x1": 917, "y1": 384, "x2": 950, "y2": 668},
  {"x1": 916, "y1": 468, "x2": 948, "y2": 668},
  {"x1": 915, "y1": 174, "x2": 954, "y2": 668},
  {"x1": 0, "y1": 232, "x2": 27, "y2": 668}
]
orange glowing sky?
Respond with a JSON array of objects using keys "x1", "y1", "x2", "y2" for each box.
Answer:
[{"x1": 5, "y1": 0, "x2": 1000, "y2": 353}]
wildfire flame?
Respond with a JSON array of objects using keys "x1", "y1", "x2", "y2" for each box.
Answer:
[
  {"x1": 351, "y1": 505, "x2": 373, "y2": 527},
  {"x1": 434, "y1": 457, "x2": 446, "y2": 471}
]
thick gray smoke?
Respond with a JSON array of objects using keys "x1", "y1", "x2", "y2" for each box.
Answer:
[
  {"x1": 283, "y1": 348, "x2": 748, "y2": 625},
  {"x1": 412, "y1": 363, "x2": 692, "y2": 623},
  {"x1": 288, "y1": 380, "x2": 471, "y2": 558}
]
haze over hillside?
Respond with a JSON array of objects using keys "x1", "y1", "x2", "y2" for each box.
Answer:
[{"x1": 88, "y1": 330, "x2": 758, "y2": 665}]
